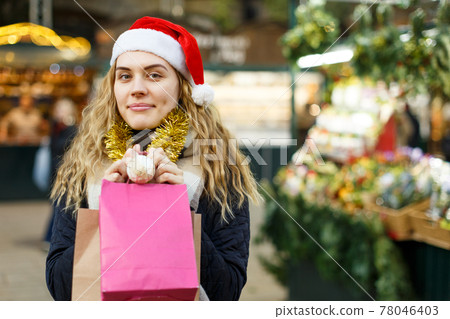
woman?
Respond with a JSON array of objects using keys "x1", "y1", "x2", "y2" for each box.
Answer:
[{"x1": 46, "y1": 17, "x2": 260, "y2": 301}]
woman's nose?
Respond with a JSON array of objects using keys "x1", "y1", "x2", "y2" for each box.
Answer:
[{"x1": 131, "y1": 77, "x2": 148, "y2": 97}]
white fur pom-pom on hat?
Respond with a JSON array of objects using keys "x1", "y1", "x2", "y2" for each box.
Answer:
[
  {"x1": 111, "y1": 17, "x2": 214, "y2": 107},
  {"x1": 192, "y1": 84, "x2": 214, "y2": 108}
]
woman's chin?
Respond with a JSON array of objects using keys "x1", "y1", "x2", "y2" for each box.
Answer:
[{"x1": 127, "y1": 122, "x2": 157, "y2": 131}]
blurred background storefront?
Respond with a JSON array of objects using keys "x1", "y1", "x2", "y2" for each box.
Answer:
[
  {"x1": 2, "y1": 0, "x2": 448, "y2": 199},
  {"x1": 0, "y1": 0, "x2": 299, "y2": 199}
]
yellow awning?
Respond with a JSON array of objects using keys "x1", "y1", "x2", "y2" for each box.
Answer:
[{"x1": 0, "y1": 22, "x2": 91, "y2": 58}]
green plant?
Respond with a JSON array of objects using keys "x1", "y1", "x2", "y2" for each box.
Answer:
[
  {"x1": 429, "y1": 0, "x2": 450, "y2": 99},
  {"x1": 398, "y1": 8, "x2": 435, "y2": 96},
  {"x1": 211, "y1": 0, "x2": 239, "y2": 32},
  {"x1": 262, "y1": 0, "x2": 289, "y2": 24},
  {"x1": 256, "y1": 177, "x2": 416, "y2": 300},
  {"x1": 280, "y1": 0, "x2": 340, "y2": 64},
  {"x1": 350, "y1": 4, "x2": 404, "y2": 83}
]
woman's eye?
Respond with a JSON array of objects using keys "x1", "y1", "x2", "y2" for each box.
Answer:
[
  {"x1": 147, "y1": 73, "x2": 162, "y2": 80},
  {"x1": 118, "y1": 74, "x2": 131, "y2": 80}
]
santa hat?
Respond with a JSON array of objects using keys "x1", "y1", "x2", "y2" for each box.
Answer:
[{"x1": 110, "y1": 17, "x2": 214, "y2": 107}]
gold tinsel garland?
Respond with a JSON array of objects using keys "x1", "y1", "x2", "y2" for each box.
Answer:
[{"x1": 104, "y1": 107, "x2": 189, "y2": 163}]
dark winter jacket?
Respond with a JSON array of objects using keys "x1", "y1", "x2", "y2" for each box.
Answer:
[
  {"x1": 45, "y1": 193, "x2": 250, "y2": 301},
  {"x1": 49, "y1": 121, "x2": 77, "y2": 184}
]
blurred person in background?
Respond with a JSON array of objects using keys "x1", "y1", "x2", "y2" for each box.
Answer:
[
  {"x1": 0, "y1": 94, "x2": 48, "y2": 145},
  {"x1": 43, "y1": 98, "x2": 78, "y2": 246},
  {"x1": 49, "y1": 98, "x2": 78, "y2": 183},
  {"x1": 404, "y1": 103, "x2": 421, "y2": 148},
  {"x1": 396, "y1": 102, "x2": 418, "y2": 148}
]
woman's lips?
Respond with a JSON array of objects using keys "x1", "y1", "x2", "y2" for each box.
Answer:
[{"x1": 128, "y1": 103, "x2": 154, "y2": 111}]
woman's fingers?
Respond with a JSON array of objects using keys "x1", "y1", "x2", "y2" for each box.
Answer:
[
  {"x1": 133, "y1": 144, "x2": 141, "y2": 153},
  {"x1": 122, "y1": 148, "x2": 134, "y2": 163},
  {"x1": 149, "y1": 147, "x2": 183, "y2": 184},
  {"x1": 147, "y1": 147, "x2": 168, "y2": 167},
  {"x1": 154, "y1": 161, "x2": 184, "y2": 184},
  {"x1": 154, "y1": 171, "x2": 184, "y2": 184},
  {"x1": 104, "y1": 159, "x2": 128, "y2": 183}
]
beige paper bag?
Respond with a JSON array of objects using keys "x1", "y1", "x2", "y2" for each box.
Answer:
[
  {"x1": 72, "y1": 209, "x2": 202, "y2": 301},
  {"x1": 72, "y1": 209, "x2": 101, "y2": 301},
  {"x1": 192, "y1": 212, "x2": 202, "y2": 301}
]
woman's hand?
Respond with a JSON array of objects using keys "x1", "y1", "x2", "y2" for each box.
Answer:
[
  {"x1": 104, "y1": 146, "x2": 183, "y2": 185},
  {"x1": 149, "y1": 147, "x2": 184, "y2": 184},
  {"x1": 103, "y1": 151, "x2": 130, "y2": 183}
]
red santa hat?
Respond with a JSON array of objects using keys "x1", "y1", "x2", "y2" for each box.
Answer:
[{"x1": 110, "y1": 17, "x2": 214, "y2": 107}]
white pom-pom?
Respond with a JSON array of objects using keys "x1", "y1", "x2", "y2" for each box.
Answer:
[{"x1": 192, "y1": 83, "x2": 214, "y2": 107}]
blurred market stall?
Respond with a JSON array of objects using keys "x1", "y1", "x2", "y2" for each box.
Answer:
[
  {"x1": 0, "y1": 22, "x2": 94, "y2": 200},
  {"x1": 258, "y1": 0, "x2": 450, "y2": 301}
]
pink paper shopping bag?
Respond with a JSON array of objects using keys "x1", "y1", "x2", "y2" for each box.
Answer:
[{"x1": 99, "y1": 179, "x2": 198, "y2": 301}]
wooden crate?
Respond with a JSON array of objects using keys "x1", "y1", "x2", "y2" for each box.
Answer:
[
  {"x1": 364, "y1": 199, "x2": 430, "y2": 241},
  {"x1": 410, "y1": 209, "x2": 450, "y2": 251}
]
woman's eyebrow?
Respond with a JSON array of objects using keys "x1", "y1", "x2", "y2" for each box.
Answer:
[
  {"x1": 115, "y1": 64, "x2": 168, "y2": 72},
  {"x1": 143, "y1": 64, "x2": 168, "y2": 72}
]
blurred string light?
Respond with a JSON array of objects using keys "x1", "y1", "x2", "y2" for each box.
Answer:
[
  {"x1": 73, "y1": 65, "x2": 85, "y2": 77},
  {"x1": 5, "y1": 52, "x2": 15, "y2": 63},
  {"x1": 309, "y1": 104, "x2": 321, "y2": 117},
  {"x1": 49, "y1": 63, "x2": 60, "y2": 74},
  {"x1": 297, "y1": 46, "x2": 354, "y2": 69},
  {"x1": 400, "y1": 29, "x2": 437, "y2": 46},
  {"x1": 299, "y1": 26, "x2": 438, "y2": 69},
  {"x1": 0, "y1": 22, "x2": 91, "y2": 57}
]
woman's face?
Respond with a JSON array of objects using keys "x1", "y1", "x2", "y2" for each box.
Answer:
[{"x1": 114, "y1": 51, "x2": 180, "y2": 130}]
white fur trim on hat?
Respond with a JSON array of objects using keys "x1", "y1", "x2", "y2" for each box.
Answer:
[
  {"x1": 192, "y1": 83, "x2": 214, "y2": 107},
  {"x1": 110, "y1": 28, "x2": 190, "y2": 80}
]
